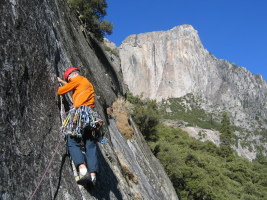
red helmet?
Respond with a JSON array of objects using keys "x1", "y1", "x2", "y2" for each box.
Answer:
[{"x1": 64, "y1": 67, "x2": 80, "y2": 81}]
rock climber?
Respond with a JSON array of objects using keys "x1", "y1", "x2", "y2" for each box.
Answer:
[{"x1": 57, "y1": 67, "x2": 98, "y2": 185}]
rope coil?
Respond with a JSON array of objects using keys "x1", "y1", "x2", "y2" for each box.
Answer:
[{"x1": 61, "y1": 105, "x2": 103, "y2": 138}]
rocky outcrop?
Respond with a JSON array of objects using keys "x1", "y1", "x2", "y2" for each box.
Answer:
[
  {"x1": 118, "y1": 25, "x2": 267, "y2": 159},
  {"x1": 0, "y1": 0, "x2": 178, "y2": 199},
  {"x1": 104, "y1": 38, "x2": 121, "y2": 74}
]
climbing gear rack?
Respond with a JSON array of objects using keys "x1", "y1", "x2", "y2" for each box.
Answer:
[{"x1": 61, "y1": 105, "x2": 106, "y2": 143}]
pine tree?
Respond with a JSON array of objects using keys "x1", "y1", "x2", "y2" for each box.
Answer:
[
  {"x1": 68, "y1": 0, "x2": 114, "y2": 41},
  {"x1": 220, "y1": 112, "x2": 233, "y2": 145},
  {"x1": 219, "y1": 112, "x2": 234, "y2": 158}
]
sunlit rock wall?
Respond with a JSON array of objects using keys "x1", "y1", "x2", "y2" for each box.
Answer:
[{"x1": 119, "y1": 25, "x2": 267, "y2": 160}]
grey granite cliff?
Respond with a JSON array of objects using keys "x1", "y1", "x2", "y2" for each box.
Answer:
[
  {"x1": 0, "y1": 0, "x2": 178, "y2": 199},
  {"x1": 117, "y1": 25, "x2": 267, "y2": 160}
]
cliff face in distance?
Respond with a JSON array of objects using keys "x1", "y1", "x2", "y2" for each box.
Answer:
[
  {"x1": 0, "y1": 0, "x2": 178, "y2": 199},
  {"x1": 117, "y1": 25, "x2": 267, "y2": 160}
]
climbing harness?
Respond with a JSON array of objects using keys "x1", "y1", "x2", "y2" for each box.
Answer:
[
  {"x1": 61, "y1": 105, "x2": 107, "y2": 143},
  {"x1": 29, "y1": 104, "x2": 107, "y2": 199},
  {"x1": 29, "y1": 75, "x2": 108, "y2": 198}
]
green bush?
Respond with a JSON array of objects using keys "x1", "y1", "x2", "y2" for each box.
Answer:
[
  {"x1": 132, "y1": 100, "x2": 160, "y2": 141},
  {"x1": 159, "y1": 96, "x2": 222, "y2": 130},
  {"x1": 148, "y1": 124, "x2": 267, "y2": 199},
  {"x1": 126, "y1": 92, "x2": 143, "y2": 105}
]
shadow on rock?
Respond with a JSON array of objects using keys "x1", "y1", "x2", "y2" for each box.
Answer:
[
  {"x1": 53, "y1": 152, "x2": 69, "y2": 200},
  {"x1": 83, "y1": 145, "x2": 123, "y2": 200}
]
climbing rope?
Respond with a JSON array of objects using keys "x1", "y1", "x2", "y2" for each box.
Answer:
[
  {"x1": 29, "y1": 134, "x2": 64, "y2": 200},
  {"x1": 62, "y1": 105, "x2": 103, "y2": 138},
  {"x1": 29, "y1": 94, "x2": 107, "y2": 198}
]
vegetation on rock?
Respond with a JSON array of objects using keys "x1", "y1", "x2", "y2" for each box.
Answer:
[
  {"x1": 127, "y1": 92, "x2": 160, "y2": 141},
  {"x1": 103, "y1": 45, "x2": 119, "y2": 57},
  {"x1": 111, "y1": 97, "x2": 134, "y2": 139},
  {"x1": 126, "y1": 93, "x2": 267, "y2": 200},
  {"x1": 67, "y1": 0, "x2": 113, "y2": 41}
]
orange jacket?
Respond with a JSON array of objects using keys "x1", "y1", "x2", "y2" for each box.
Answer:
[{"x1": 57, "y1": 76, "x2": 95, "y2": 108}]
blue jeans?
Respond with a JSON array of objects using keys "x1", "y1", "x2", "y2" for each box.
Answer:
[{"x1": 67, "y1": 133, "x2": 98, "y2": 173}]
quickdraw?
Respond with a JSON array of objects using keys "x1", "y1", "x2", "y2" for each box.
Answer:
[{"x1": 61, "y1": 105, "x2": 106, "y2": 142}]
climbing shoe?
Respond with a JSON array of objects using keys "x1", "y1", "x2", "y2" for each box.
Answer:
[
  {"x1": 91, "y1": 176, "x2": 96, "y2": 186},
  {"x1": 77, "y1": 172, "x2": 91, "y2": 185}
]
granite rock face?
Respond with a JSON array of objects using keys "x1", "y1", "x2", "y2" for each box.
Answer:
[
  {"x1": 0, "y1": 0, "x2": 178, "y2": 199},
  {"x1": 119, "y1": 25, "x2": 267, "y2": 159}
]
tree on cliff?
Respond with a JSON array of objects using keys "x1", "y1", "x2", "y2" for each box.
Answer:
[
  {"x1": 127, "y1": 93, "x2": 160, "y2": 141},
  {"x1": 219, "y1": 112, "x2": 234, "y2": 158},
  {"x1": 68, "y1": 0, "x2": 113, "y2": 41}
]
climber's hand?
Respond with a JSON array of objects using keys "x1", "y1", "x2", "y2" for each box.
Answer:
[{"x1": 57, "y1": 77, "x2": 67, "y2": 85}]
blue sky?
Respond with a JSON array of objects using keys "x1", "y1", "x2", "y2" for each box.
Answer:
[{"x1": 105, "y1": 0, "x2": 267, "y2": 82}]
